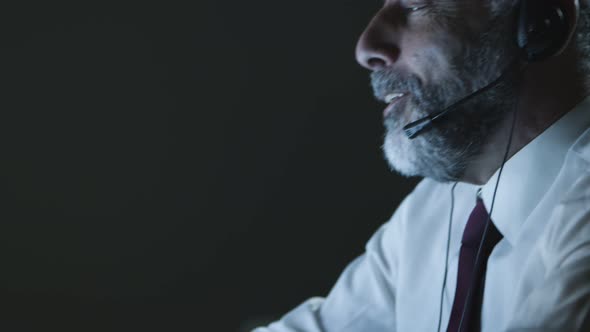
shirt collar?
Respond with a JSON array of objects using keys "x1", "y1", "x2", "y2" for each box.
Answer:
[{"x1": 479, "y1": 96, "x2": 590, "y2": 245}]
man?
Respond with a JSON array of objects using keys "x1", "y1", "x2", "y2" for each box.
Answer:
[{"x1": 255, "y1": 0, "x2": 590, "y2": 331}]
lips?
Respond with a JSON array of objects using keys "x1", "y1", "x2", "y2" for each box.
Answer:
[
  {"x1": 383, "y1": 93, "x2": 410, "y2": 118},
  {"x1": 384, "y1": 92, "x2": 406, "y2": 104}
]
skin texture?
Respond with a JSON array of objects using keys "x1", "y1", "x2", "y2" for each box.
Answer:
[{"x1": 356, "y1": 0, "x2": 590, "y2": 185}]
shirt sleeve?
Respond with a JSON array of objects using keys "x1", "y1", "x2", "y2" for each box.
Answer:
[
  {"x1": 252, "y1": 199, "x2": 407, "y2": 332},
  {"x1": 506, "y1": 176, "x2": 590, "y2": 332}
]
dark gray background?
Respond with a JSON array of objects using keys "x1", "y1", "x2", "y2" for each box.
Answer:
[{"x1": 0, "y1": 2, "x2": 418, "y2": 331}]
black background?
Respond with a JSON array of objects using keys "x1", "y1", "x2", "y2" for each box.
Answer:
[{"x1": 0, "y1": 2, "x2": 418, "y2": 331}]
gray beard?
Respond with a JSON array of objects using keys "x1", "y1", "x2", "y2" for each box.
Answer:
[{"x1": 371, "y1": 16, "x2": 521, "y2": 182}]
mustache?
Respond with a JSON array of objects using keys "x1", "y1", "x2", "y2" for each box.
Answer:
[{"x1": 370, "y1": 69, "x2": 426, "y2": 103}]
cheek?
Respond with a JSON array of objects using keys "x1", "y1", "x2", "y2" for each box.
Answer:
[{"x1": 402, "y1": 33, "x2": 464, "y2": 84}]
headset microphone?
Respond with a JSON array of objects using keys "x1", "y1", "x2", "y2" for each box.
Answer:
[
  {"x1": 402, "y1": 0, "x2": 574, "y2": 140},
  {"x1": 403, "y1": 59, "x2": 521, "y2": 139}
]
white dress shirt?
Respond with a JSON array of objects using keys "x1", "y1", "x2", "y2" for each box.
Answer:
[{"x1": 254, "y1": 97, "x2": 590, "y2": 332}]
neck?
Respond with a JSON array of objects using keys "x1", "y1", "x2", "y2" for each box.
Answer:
[{"x1": 461, "y1": 45, "x2": 589, "y2": 185}]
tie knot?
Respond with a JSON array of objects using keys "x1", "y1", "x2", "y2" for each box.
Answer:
[{"x1": 462, "y1": 199, "x2": 493, "y2": 247}]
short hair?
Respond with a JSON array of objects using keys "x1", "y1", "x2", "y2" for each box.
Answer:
[{"x1": 576, "y1": 7, "x2": 590, "y2": 87}]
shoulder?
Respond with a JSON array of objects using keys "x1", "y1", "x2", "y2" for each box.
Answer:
[
  {"x1": 571, "y1": 127, "x2": 590, "y2": 172},
  {"x1": 363, "y1": 178, "x2": 453, "y2": 266},
  {"x1": 540, "y1": 163, "x2": 590, "y2": 269}
]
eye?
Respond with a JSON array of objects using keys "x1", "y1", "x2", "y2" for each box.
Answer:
[{"x1": 403, "y1": 5, "x2": 427, "y2": 14}]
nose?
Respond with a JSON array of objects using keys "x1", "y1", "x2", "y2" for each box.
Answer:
[{"x1": 355, "y1": 10, "x2": 402, "y2": 71}]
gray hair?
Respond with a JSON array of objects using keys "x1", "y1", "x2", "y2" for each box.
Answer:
[
  {"x1": 374, "y1": 3, "x2": 590, "y2": 182},
  {"x1": 576, "y1": 7, "x2": 590, "y2": 85}
]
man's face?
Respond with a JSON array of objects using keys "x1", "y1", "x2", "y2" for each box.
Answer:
[{"x1": 356, "y1": 1, "x2": 521, "y2": 182}]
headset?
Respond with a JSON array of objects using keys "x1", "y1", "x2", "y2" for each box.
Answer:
[
  {"x1": 428, "y1": 1, "x2": 580, "y2": 331},
  {"x1": 404, "y1": 0, "x2": 577, "y2": 140},
  {"x1": 518, "y1": 0, "x2": 574, "y2": 62}
]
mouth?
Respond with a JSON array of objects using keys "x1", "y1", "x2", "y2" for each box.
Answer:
[
  {"x1": 383, "y1": 92, "x2": 410, "y2": 118},
  {"x1": 384, "y1": 92, "x2": 406, "y2": 104}
]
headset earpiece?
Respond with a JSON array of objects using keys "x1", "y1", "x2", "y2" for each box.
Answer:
[{"x1": 517, "y1": 0, "x2": 572, "y2": 62}]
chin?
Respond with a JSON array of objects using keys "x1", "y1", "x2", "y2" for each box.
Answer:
[
  {"x1": 382, "y1": 124, "x2": 470, "y2": 183},
  {"x1": 382, "y1": 129, "x2": 422, "y2": 178}
]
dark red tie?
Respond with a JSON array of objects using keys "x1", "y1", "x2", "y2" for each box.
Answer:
[{"x1": 446, "y1": 198, "x2": 503, "y2": 332}]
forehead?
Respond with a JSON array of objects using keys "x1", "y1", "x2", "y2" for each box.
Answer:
[
  {"x1": 409, "y1": 0, "x2": 498, "y2": 25},
  {"x1": 381, "y1": 0, "x2": 497, "y2": 13}
]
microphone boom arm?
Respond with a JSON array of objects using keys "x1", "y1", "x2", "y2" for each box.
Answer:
[{"x1": 403, "y1": 59, "x2": 523, "y2": 139}]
